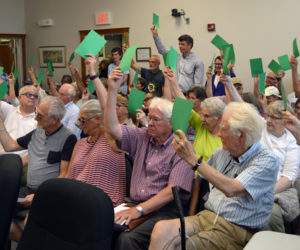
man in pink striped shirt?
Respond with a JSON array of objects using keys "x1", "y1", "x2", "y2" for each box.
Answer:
[{"x1": 105, "y1": 68, "x2": 194, "y2": 250}]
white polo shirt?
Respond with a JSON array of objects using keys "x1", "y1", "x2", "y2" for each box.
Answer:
[{"x1": 0, "y1": 101, "x2": 37, "y2": 158}]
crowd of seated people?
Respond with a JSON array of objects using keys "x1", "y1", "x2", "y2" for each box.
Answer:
[{"x1": 2, "y1": 23, "x2": 300, "y2": 250}]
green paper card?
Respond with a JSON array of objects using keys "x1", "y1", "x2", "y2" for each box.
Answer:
[
  {"x1": 259, "y1": 72, "x2": 266, "y2": 95},
  {"x1": 211, "y1": 34, "x2": 229, "y2": 50},
  {"x1": 30, "y1": 53, "x2": 34, "y2": 66},
  {"x1": 278, "y1": 54, "x2": 291, "y2": 71},
  {"x1": 0, "y1": 66, "x2": 3, "y2": 76},
  {"x1": 171, "y1": 97, "x2": 194, "y2": 135},
  {"x1": 250, "y1": 58, "x2": 263, "y2": 77},
  {"x1": 210, "y1": 53, "x2": 216, "y2": 70},
  {"x1": 133, "y1": 68, "x2": 139, "y2": 86},
  {"x1": 119, "y1": 44, "x2": 139, "y2": 72},
  {"x1": 153, "y1": 13, "x2": 160, "y2": 28},
  {"x1": 124, "y1": 33, "x2": 129, "y2": 45},
  {"x1": 37, "y1": 69, "x2": 45, "y2": 86},
  {"x1": 87, "y1": 80, "x2": 95, "y2": 93},
  {"x1": 293, "y1": 38, "x2": 300, "y2": 58},
  {"x1": 47, "y1": 61, "x2": 54, "y2": 77},
  {"x1": 0, "y1": 81, "x2": 8, "y2": 101},
  {"x1": 69, "y1": 52, "x2": 75, "y2": 63},
  {"x1": 268, "y1": 60, "x2": 282, "y2": 76},
  {"x1": 222, "y1": 45, "x2": 232, "y2": 75},
  {"x1": 128, "y1": 89, "x2": 146, "y2": 115},
  {"x1": 13, "y1": 69, "x2": 19, "y2": 83},
  {"x1": 11, "y1": 61, "x2": 14, "y2": 73},
  {"x1": 281, "y1": 80, "x2": 287, "y2": 110},
  {"x1": 164, "y1": 46, "x2": 178, "y2": 72},
  {"x1": 225, "y1": 44, "x2": 235, "y2": 64},
  {"x1": 75, "y1": 30, "x2": 107, "y2": 59}
]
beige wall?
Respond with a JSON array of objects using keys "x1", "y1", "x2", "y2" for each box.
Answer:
[
  {"x1": 0, "y1": 0, "x2": 25, "y2": 34},
  {"x1": 23, "y1": 0, "x2": 300, "y2": 93}
]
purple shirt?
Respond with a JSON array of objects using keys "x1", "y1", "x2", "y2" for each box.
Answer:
[{"x1": 120, "y1": 125, "x2": 194, "y2": 202}]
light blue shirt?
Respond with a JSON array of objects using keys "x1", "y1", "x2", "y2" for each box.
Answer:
[
  {"x1": 61, "y1": 101, "x2": 81, "y2": 139},
  {"x1": 153, "y1": 35, "x2": 204, "y2": 93},
  {"x1": 108, "y1": 63, "x2": 129, "y2": 95},
  {"x1": 204, "y1": 142, "x2": 279, "y2": 230}
]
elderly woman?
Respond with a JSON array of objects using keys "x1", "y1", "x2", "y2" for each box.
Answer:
[
  {"x1": 67, "y1": 99, "x2": 126, "y2": 207},
  {"x1": 260, "y1": 100, "x2": 300, "y2": 232}
]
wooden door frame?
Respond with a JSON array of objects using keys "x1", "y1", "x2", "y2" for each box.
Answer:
[
  {"x1": 79, "y1": 27, "x2": 129, "y2": 81},
  {"x1": 0, "y1": 33, "x2": 26, "y2": 81}
]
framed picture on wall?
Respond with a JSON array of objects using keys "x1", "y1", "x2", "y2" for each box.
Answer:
[
  {"x1": 136, "y1": 47, "x2": 151, "y2": 62},
  {"x1": 39, "y1": 46, "x2": 66, "y2": 67}
]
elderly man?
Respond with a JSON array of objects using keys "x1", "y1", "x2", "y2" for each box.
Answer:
[
  {"x1": 151, "y1": 25, "x2": 204, "y2": 94},
  {"x1": 0, "y1": 85, "x2": 38, "y2": 159},
  {"x1": 0, "y1": 96, "x2": 77, "y2": 204},
  {"x1": 105, "y1": 68, "x2": 194, "y2": 249},
  {"x1": 149, "y1": 102, "x2": 279, "y2": 250},
  {"x1": 58, "y1": 83, "x2": 81, "y2": 139},
  {"x1": 131, "y1": 55, "x2": 165, "y2": 96}
]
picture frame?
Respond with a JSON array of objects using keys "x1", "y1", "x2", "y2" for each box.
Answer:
[
  {"x1": 136, "y1": 47, "x2": 151, "y2": 62},
  {"x1": 39, "y1": 46, "x2": 66, "y2": 68}
]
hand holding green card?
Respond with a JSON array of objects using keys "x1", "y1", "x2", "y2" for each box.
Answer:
[
  {"x1": 119, "y1": 44, "x2": 139, "y2": 72},
  {"x1": 153, "y1": 13, "x2": 160, "y2": 28},
  {"x1": 171, "y1": 97, "x2": 194, "y2": 135},
  {"x1": 128, "y1": 89, "x2": 146, "y2": 115},
  {"x1": 278, "y1": 54, "x2": 291, "y2": 71},
  {"x1": 37, "y1": 69, "x2": 45, "y2": 86},
  {"x1": 258, "y1": 72, "x2": 266, "y2": 95},
  {"x1": 13, "y1": 69, "x2": 19, "y2": 83},
  {"x1": 268, "y1": 60, "x2": 282, "y2": 76},
  {"x1": 250, "y1": 58, "x2": 263, "y2": 77},
  {"x1": 87, "y1": 80, "x2": 95, "y2": 93},
  {"x1": 211, "y1": 34, "x2": 229, "y2": 50},
  {"x1": 222, "y1": 44, "x2": 234, "y2": 75},
  {"x1": 69, "y1": 52, "x2": 75, "y2": 63},
  {"x1": 47, "y1": 61, "x2": 54, "y2": 77},
  {"x1": 293, "y1": 38, "x2": 300, "y2": 58},
  {"x1": 75, "y1": 30, "x2": 107, "y2": 60}
]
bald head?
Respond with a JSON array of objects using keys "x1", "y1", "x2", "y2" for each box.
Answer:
[
  {"x1": 265, "y1": 72, "x2": 279, "y2": 88},
  {"x1": 149, "y1": 55, "x2": 160, "y2": 70},
  {"x1": 58, "y1": 83, "x2": 76, "y2": 104}
]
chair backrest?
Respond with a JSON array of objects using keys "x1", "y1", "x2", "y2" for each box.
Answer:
[
  {"x1": 17, "y1": 178, "x2": 114, "y2": 250},
  {"x1": 0, "y1": 154, "x2": 22, "y2": 249}
]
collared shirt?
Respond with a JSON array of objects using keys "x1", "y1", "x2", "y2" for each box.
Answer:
[
  {"x1": 0, "y1": 101, "x2": 37, "y2": 157},
  {"x1": 61, "y1": 101, "x2": 81, "y2": 139},
  {"x1": 203, "y1": 142, "x2": 279, "y2": 230},
  {"x1": 153, "y1": 35, "x2": 204, "y2": 93},
  {"x1": 120, "y1": 125, "x2": 194, "y2": 202}
]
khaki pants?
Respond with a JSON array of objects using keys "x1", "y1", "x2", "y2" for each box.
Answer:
[{"x1": 185, "y1": 210, "x2": 254, "y2": 250}]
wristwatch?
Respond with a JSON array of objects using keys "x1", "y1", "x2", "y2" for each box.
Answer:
[
  {"x1": 136, "y1": 206, "x2": 144, "y2": 216},
  {"x1": 192, "y1": 156, "x2": 203, "y2": 171}
]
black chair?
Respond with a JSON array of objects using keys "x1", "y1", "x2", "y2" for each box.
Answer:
[
  {"x1": 17, "y1": 178, "x2": 114, "y2": 250},
  {"x1": 0, "y1": 154, "x2": 22, "y2": 250}
]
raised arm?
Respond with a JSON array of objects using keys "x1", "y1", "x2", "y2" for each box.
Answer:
[
  {"x1": 205, "y1": 67, "x2": 213, "y2": 97},
  {"x1": 290, "y1": 55, "x2": 300, "y2": 97},
  {"x1": 7, "y1": 73, "x2": 16, "y2": 103},
  {"x1": 46, "y1": 70, "x2": 59, "y2": 97},
  {"x1": 220, "y1": 74, "x2": 243, "y2": 102},
  {"x1": 162, "y1": 68, "x2": 172, "y2": 101},
  {"x1": 104, "y1": 67, "x2": 123, "y2": 143},
  {"x1": 85, "y1": 54, "x2": 107, "y2": 111},
  {"x1": 282, "y1": 110, "x2": 300, "y2": 145},
  {"x1": 150, "y1": 25, "x2": 169, "y2": 55},
  {"x1": 28, "y1": 66, "x2": 38, "y2": 85},
  {"x1": 131, "y1": 58, "x2": 142, "y2": 72},
  {"x1": 253, "y1": 76, "x2": 260, "y2": 99},
  {"x1": 165, "y1": 67, "x2": 185, "y2": 99}
]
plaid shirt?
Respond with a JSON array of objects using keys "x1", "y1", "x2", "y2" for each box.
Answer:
[{"x1": 120, "y1": 125, "x2": 194, "y2": 202}]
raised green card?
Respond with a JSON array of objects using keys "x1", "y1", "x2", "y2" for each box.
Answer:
[
  {"x1": 222, "y1": 45, "x2": 232, "y2": 75},
  {"x1": 69, "y1": 52, "x2": 75, "y2": 63},
  {"x1": 293, "y1": 38, "x2": 300, "y2": 58},
  {"x1": 128, "y1": 89, "x2": 146, "y2": 115},
  {"x1": 259, "y1": 72, "x2": 266, "y2": 96},
  {"x1": 268, "y1": 60, "x2": 282, "y2": 76},
  {"x1": 250, "y1": 58, "x2": 263, "y2": 77},
  {"x1": 153, "y1": 13, "x2": 160, "y2": 28},
  {"x1": 133, "y1": 68, "x2": 139, "y2": 86},
  {"x1": 13, "y1": 69, "x2": 19, "y2": 83},
  {"x1": 211, "y1": 34, "x2": 229, "y2": 50},
  {"x1": 47, "y1": 61, "x2": 54, "y2": 77},
  {"x1": 0, "y1": 81, "x2": 8, "y2": 101},
  {"x1": 11, "y1": 61, "x2": 14, "y2": 73},
  {"x1": 171, "y1": 97, "x2": 194, "y2": 135},
  {"x1": 0, "y1": 66, "x2": 3, "y2": 76},
  {"x1": 119, "y1": 44, "x2": 139, "y2": 73},
  {"x1": 75, "y1": 30, "x2": 107, "y2": 59},
  {"x1": 30, "y1": 53, "x2": 34, "y2": 66},
  {"x1": 278, "y1": 54, "x2": 291, "y2": 71},
  {"x1": 37, "y1": 69, "x2": 45, "y2": 86},
  {"x1": 87, "y1": 80, "x2": 95, "y2": 93}
]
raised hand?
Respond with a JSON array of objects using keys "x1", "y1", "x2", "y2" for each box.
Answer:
[
  {"x1": 150, "y1": 24, "x2": 158, "y2": 36},
  {"x1": 85, "y1": 54, "x2": 97, "y2": 76}
]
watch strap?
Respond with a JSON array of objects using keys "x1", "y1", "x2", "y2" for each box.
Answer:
[{"x1": 192, "y1": 156, "x2": 203, "y2": 171}]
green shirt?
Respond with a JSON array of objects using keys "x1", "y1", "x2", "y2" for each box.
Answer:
[{"x1": 189, "y1": 110, "x2": 222, "y2": 161}]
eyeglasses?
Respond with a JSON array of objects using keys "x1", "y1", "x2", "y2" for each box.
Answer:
[
  {"x1": 214, "y1": 63, "x2": 223, "y2": 66},
  {"x1": 144, "y1": 97, "x2": 153, "y2": 102},
  {"x1": 75, "y1": 115, "x2": 98, "y2": 128},
  {"x1": 266, "y1": 76, "x2": 277, "y2": 81},
  {"x1": 22, "y1": 93, "x2": 38, "y2": 99},
  {"x1": 266, "y1": 113, "x2": 282, "y2": 120}
]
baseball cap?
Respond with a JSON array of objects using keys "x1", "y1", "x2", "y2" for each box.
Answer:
[{"x1": 265, "y1": 86, "x2": 280, "y2": 97}]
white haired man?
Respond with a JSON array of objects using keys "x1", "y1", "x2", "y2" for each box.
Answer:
[
  {"x1": 0, "y1": 85, "x2": 39, "y2": 160},
  {"x1": 105, "y1": 67, "x2": 194, "y2": 249},
  {"x1": 58, "y1": 83, "x2": 81, "y2": 139},
  {"x1": 149, "y1": 102, "x2": 279, "y2": 250}
]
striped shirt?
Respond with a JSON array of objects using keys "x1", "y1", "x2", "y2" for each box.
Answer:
[
  {"x1": 71, "y1": 135, "x2": 126, "y2": 207},
  {"x1": 204, "y1": 142, "x2": 279, "y2": 230},
  {"x1": 120, "y1": 125, "x2": 194, "y2": 202}
]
